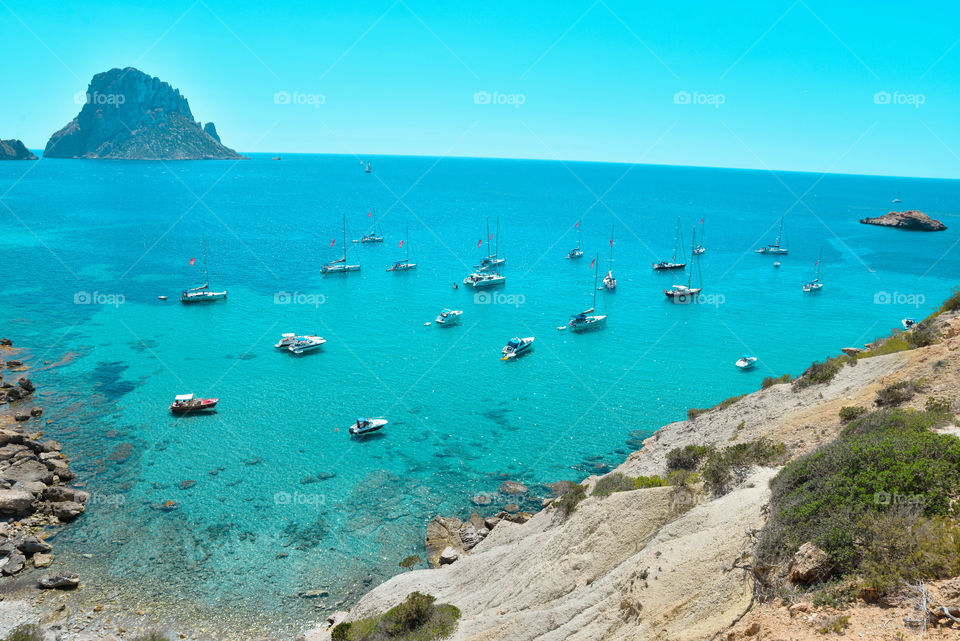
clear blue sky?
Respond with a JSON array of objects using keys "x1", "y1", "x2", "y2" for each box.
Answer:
[{"x1": 1, "y1": 1, "x2": 958, "y2": 177}]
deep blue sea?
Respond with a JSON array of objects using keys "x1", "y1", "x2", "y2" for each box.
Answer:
[{"x1": 1, "y1": 154, "x2": 957, "y2": 634}]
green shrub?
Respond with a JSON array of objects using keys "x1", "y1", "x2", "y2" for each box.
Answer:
[
  {"x1": 667, "y1": 469, "x2": 700, "y2": 487},
  {"x1": 940, "y1": 287, "x2": 960, "y2": 313},
  {"x1": 592, "y1": 473, "x2": 668, "y2": 497},
  {"x1": 875, "y1": 379, "x2": 925, "y2": 406},
  {"x1": 793, "y1": 357, "x2": 846, "y2": 390},
  {"x1": 666, "y1": 444, "x2": 712, "y2": 472},
  {"x1": 553, "y1": 482, "x2": 587, "y2": 517},
  {"x1": 926, "y1": 396, "x2": 953, "y2": 414},
  {"x1": 905, "y1": 320, "x2": 939, "y2": 348},
  {"x1": 838, "y1": 406, "x2": 867, "y2": 422},
  {"x1": 757, "y1": 409, "x2": 960, "y2": 587},
  {"x1": 131, "y1": 633, "x2": 169, "y2": 641},
  {"x1": 761, "y1": 374, "x2": 792, "y2": 389},
  {"x1": 816, "y1": 615, "x2": 850, "y2": 634},
  {"x1": 399, "y1": 555, "x2": 421, "y2": 569},
  {"x1": 687, "y1": 395, "x2": 746, "y2": 420},
  {"x1": 633, "y1": 475, "x2": 669, "y2": 489},
  {"x1": 701, "y1": 439, "x2": 787, "y2": 495},
  {"x1": 336, "y1": 592, "x2": 461, "y2": 641},
  {"x1": 4, "y1": 625, "x2": 45, "y2": 641}
]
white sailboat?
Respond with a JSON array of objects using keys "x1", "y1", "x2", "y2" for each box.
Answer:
[
  {"x1": 322, "y1": 214, "x2": 361, "y2": 274},
  {"x1": 756, "y1": 213, "x2": 789, "y2": 254},
  {"x1": 180, "y1": 233, "x2": 227, "y2": 303},
  {"x1": 803, "y1": 248, "x2": 824, "y2": 292},
  {"x1": 356, "y1": 209, "x2": 384, "y2": 243},
  {"x1": 566, "y1": 220, "x2": 584, "y2": 259},
  {"x1": 568, "y1": 253, "x2": 607, "y2": 332},
  {"x1": 364, "y1": 162, "x2": 372, "y2": 174},
  {"x1": 466, "y1": 218, "x2": 505, "y2": 287},
  {"x1": 664, "y1": 227, "x2": 703, "y2": 302},
  {"x1": 603, "y1": 225, "x2": 617, "y2": 290},
  {"x1": 476, "y1": 217, "x2": 505, "y2": 271},
  {"x1": 653, "y1": 217, "x2": 686, "y2": 270},
  {"x1": 693, "y1": 217, "x2": 705, "y2": 255},
  {"x1": 386, "y1": 226, "x2": 416, "y2": 271}
]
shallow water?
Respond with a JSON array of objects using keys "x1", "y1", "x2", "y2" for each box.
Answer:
[{"x1": 1, "y1": 154, "x2": 957, "y2": 634}]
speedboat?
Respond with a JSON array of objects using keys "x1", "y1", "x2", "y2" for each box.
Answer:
[
  {"x1": 463, "y1": 272, "x2": 505, "y2": 288},
  {"x1": 902, "y1": 318, "x2": 917, "y2": 330},
  {"x1": 773, "y1": 261, "x2": 781, "y2": 268},
  {"x1": 664, "y1": 284, "x2": 702, "y2": 301},
  {"x1": 349, "y1": 417, "x2": 387, "y2": 436},
  {"x1": 568, "y1": 308, "x2": 607, "y2": 332},
  {"x1": 501, "y1": 336, "x2": 534, "y2": 360},
  {"x1": 736, "y1": 356, "x2": 758, "y2": 369},
  {"x1": 158, "y1": 295, "x2": 167, "y2": 300},
  {"x1": 435, "y1": 309, "x2": 463, "y2": 326},
  {"x1": 169, "y1": 393, "x2": 218, "y2": 414},
  {"x1": 275, "y1": 333, "x2": 298, "y2": 348},
  {"x1": 288, "y1": 335, "x2": 326, "y2": 354}
]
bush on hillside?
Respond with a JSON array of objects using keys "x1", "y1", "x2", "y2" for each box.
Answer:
[
  {"x1": 666, "y1": 444, "x2": 712, "y2": 472},
  {"x1": 700, "y1": 439, "x2": 787, "y2": 495},
  {"x1": 333, "y1": 591, "x2": 461, "y2": 641},
  {"x1": 761, "y1": 374, "x2": 792, "y2": 389},
  {"x1": 553, "y1": 482, "x2": 587, "y2": 517},
  {"x1": 874, "y1": 379, "x2": 926, "y2": 406},
  {"x1": 838, "y1": 406, "x2": 867, "y2": 422},
  {"x1": 793, "y1": 357, "x2": 846, "y2": 391},
  {"x1": 3, "y1": 625, "x2": 45, "y2": 641}
]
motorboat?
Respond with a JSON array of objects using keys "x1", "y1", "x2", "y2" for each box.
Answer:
[
  {"x1": 435, "y1": 308, "x2": 463, "y2": 326},
  {"x1": 288, "y1": 335, "x2": 326, "y2": 354},
  {"x1": 736, "y1": 356, "x2": 758, "y2": 369},
  {"x1": 902, "y1": 318, "x2": 917, "y2": 330},
  {"x1": 169, "y1": 393, "x2": 219, "y2": 414},
  {"x1": 275, "y1": 333, "x2": 298, "y2": 348},
  {"x1": 501, "y1": 336, "x2": 534, "y2": 360},
  {"x1": 350, "y1": 417, "x2": 387, "y2": 436}
]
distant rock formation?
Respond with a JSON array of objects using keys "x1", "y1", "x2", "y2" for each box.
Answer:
[
  {"x1": 860, "y1": 210, "x2": 946, "y2": 231},
  {"x1": 0, "y1": 139, "x2": 37, "y2": 160},
  {"x1": 43, "y1": 68, "x2": 243, "y2": 160},
  {"x1": 202, "y1": 122, "x2": 221, "y2": 143}
]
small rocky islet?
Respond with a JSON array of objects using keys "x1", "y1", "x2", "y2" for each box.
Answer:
[
  {"x1": 860, "y1": 209, "x2": 947, "y2": 231},
  {"x1": 0, "y1": 139, "x2": 37, "y2": 160},
  {"x1": 0, "y1": 338, "x2": 86, "y2": 589}
]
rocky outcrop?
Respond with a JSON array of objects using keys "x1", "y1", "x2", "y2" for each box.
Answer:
[
  {"x1": 860, "y1": 210, "x2": 946, "y2": 231},
  {"x1": 44, "y1": 67, "x2": 243, "y2": 160},
  {"x1": 0, "y1": 139, "x2": 37, "y2": 160},
  {"x1": 786, "y1": 542, "x2": 829, "y2": 584},
  {"x1": 203, "y1": 122, "x2": 221, "y2": 143}
]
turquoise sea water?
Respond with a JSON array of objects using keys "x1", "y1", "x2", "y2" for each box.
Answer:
[{"x1": 1, "y1": 154, "x2": 958, "y2": 634}]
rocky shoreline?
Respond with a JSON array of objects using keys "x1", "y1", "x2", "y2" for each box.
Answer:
[{"x1": 0, "y1": 340, "x2": 86, "y2": 588}]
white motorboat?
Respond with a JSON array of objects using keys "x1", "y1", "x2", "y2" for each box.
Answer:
[
  {"x1": 349, "y1": 417, "x2": 387, "y2": 436},
  {"x1": 275, "y1": 333, "x2": 298, "y2": 348},
  {"x1": 435, "y1": 308, "x2": 463, "y2": 326},
  {"x1": 288, "y1": 335, "x2": 326, "y2": 354},
  {"x1": 180, "y1": 234, "x2": 227, "y2": 303},
  {"x1": 902, "y1": 318, "x2": 917, "y2": 330},
  {"x1": 736, "y1": 355, "x2": 758, "y2": 369},
  {"x1": 501, "y1": 336, "x2": 535, "y2": 360}
]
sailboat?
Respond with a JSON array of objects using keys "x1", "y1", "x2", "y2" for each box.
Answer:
[
  {"x1": 476, "y1": 217, "x2": 505, "y2": 271},
  {"x1": 356, "y1": 210, "x2": 384, "y2": 243},
  {"x1": 322, "y1": 214, "x2": 361, "y2": 274},
  {"x1": 664, "y1": 228, "x2": 703, "y2": 302},
  {"x1": 180, "y1": 234, "x2": 227, "y2": 303},
  {"x1": 364, "y1": 162, "x2": 372, "y2": 174},
  {"x1": 693, "y1": 217, "x2": 705, "y2": 255},
  {"x1": 756, "y1": 214, "x2": 789, "y2": 254},
  {"x1": 803, "y1": 248, "x2": 824, "y2": 292},
  {"x1": 386, "y1": 226, "x2": 417, "y2": 271},
  {"x1": 653, "y1": 217, "x2": 686, "y2": 270},
  {"x1": 603, "y1": 225, "x2": 617, "y2": 290},
  {"x1": 566, "y1": 220, "x2": 584, "y2": 259},
  {"x1": 568, "y1": 254, "x2": 607, "y2": 332}
]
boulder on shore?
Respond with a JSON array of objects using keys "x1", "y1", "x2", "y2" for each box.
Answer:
[
  {"x1": 786, "y1": 542, "x2": 829, "y2": 583},
  {"x1": 38, "y1": 571, "x2": 80, "y2": 589},
  {"x1": 860, "y1": 210, "x2": 946, "y2": 231}
]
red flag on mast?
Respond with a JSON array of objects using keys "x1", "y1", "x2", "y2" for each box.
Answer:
[
  {"x1": 575, "y1": 221, "x2": 579, "y2": 227},
  {"x1": 399, "y1": 240, "x2": 404, "y2": 248},
  {"x1": 189, "y1": 258, "x2": 196, "y2": 266},
  {"x1": 590, "y1": 258, "x2": 595, "y2": 268},
  {"x1": 609, "y1": 238, "x2": 614, "y2": 247},
  {"x1": 477, "y1": 239, "x2": 482, "y2": 248},
  {"x1": 368, "y1": 212, "x2": 372, "y2": 217},
  {"x1": 330, "y1": 239, "x2": 336, "y2": 247}
]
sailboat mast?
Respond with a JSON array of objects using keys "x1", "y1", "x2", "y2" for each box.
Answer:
[
  {"x1": 342, "y1": 214, "x2": 347, "y2": 261},
  {"x1": 406, "y1": 226, "x2": 410, "y2": 260},
  {"x1": 688, "y1": 228, "x2": 696, "y2": 287},
  {"x1": 673, "y1": 217, "x2": 680, "y2": 261},
  {"x1": 776, "y1": 214, "x2": 784, "y2": 246},
  {"x1": 485, "y1": 218, "x2": 491, "y2": 257},
  {"x1": 592, "y1": 252, "x2": 599, "y2": 308},
  {"x1": 577, "y1": 220, "x2": 582, "y2": 250},
  {"x1": 202, "y1": 233, "x2": 210, "y2": 286},
  {"x1": 495, "y1": 217, "x2": 500, "y2": 257},
  {"x1": 608, "y1": 225, "x2": 614, "y2": 267}
]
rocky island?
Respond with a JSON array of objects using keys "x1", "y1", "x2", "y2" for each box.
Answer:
[
  {"x1": 860, "y1": 210, "x2": 947, "y2": 231},
  {"x1": 43, "y1": 68, "x2": 243, "y2": 160},
  {"x1": 0, "y1": 139, "x2": 38, "y2": 160}
]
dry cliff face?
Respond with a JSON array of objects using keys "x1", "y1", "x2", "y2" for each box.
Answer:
[
  {"x1": 43, "y1": 68, "x2": 242, "y2": 160},
  {"x1": 311, "y1": 312, "x2": 960, "y2": 641},
  {"x1": 0, "y1": 140, "x2": 37, "y2": 160}
]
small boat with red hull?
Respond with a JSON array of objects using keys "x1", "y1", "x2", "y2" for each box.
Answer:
[{"x1": 169, "y1": 393, "x2": 219, "y2": 414}]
